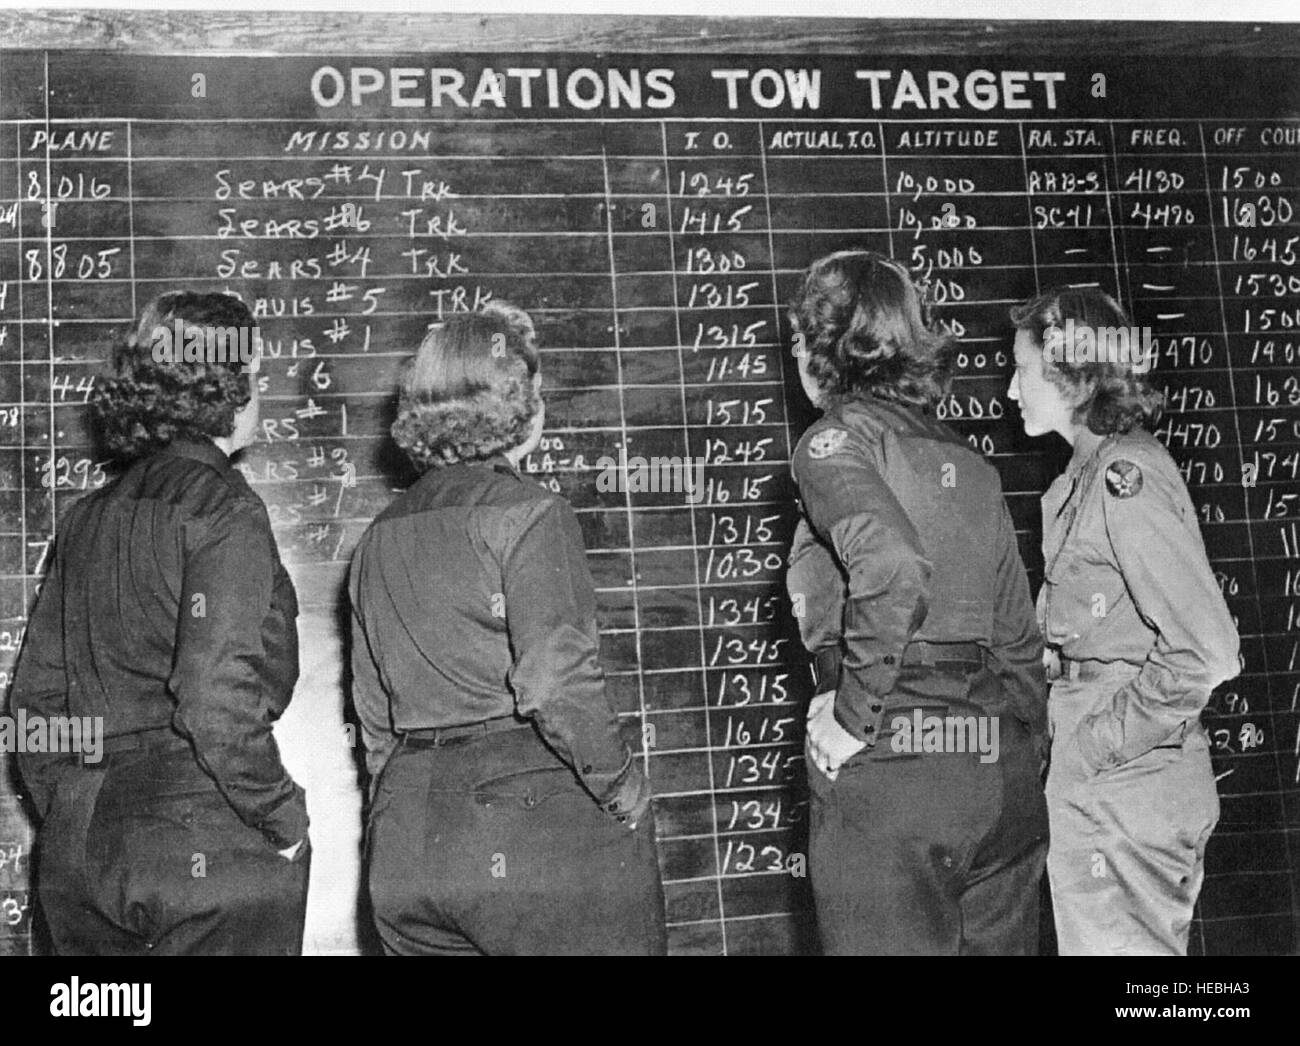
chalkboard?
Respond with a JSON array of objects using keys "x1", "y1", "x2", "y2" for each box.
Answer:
[{"x1": 1, "y1": 33, "x2": 1298, "y2": 955}]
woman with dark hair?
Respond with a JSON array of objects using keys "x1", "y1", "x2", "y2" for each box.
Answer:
[
  {"x1": 350, "y1": 301, "x2": 666, "y2": 955},
  {"x1": 10, "y1": 291, "x2": 310, "y2": 955},
  {"x1": 1008, "y1": 287, "x2": 1238, "y2": 955},
  {"x1": 786, "y1": 250, "x2": 1048, "y2": 954}
]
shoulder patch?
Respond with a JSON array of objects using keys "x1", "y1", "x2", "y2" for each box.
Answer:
[
  {"x1": 1104, "y1": 459, "x2": 1143, "y2": 499},
  {"x1": 807, "y1": 427, "x2": 849, "y2": 460}
]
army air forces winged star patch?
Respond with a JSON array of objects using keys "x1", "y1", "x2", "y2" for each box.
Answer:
[
  {"x1": 808, "y1": 427, "x2": 849, "y2": 460},
  {"x1": 1104, "y1": 459, "x2": 1143, "y2": 499}
]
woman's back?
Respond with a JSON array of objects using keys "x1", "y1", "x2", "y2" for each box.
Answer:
[{"x1": 36, "y1": 440, "x2": 297, "y2": 727}]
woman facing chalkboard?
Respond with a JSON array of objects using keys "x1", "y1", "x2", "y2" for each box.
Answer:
[
  {"x1": 786, "y1": 251, "x2": 1049, "y2": 955},
  {"x1": 10, "y1": 292, "x2": 311, "y2": 955},
  {"x1": 1007, "y1": 287, "x2": 1240, "y2": 955},
  {"x1": 349, "y1": 301, "x2": 666, "y2": 955}
]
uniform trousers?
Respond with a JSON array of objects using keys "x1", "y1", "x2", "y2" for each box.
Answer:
[
  {"x1": 37, "y1": 737, "x2": 310, "y2": 955},
  {"x1": 367, "y1": 723, "x2": 667, "y2": 955},
  {"x1": 1046, "y1": 661, "x2": 1218, "y2": 955},
  {"x1": 807, "y1": 665, "x2": 1049, "y2": 955}
]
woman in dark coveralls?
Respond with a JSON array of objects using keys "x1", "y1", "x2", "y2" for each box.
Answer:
[
  {"x1": 10, "y1": 292, "x2": 310, "y2": 955},
  {"x1": 786, "y1": 251, "x2": 1049, "y2": 954},
  {"x1": 351, "y1": 301, "x2": 666, "y2": 955}
]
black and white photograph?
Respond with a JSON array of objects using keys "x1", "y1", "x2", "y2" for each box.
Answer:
[{"x1": 0, "y1": 0, "x2": 1295, "y2": 1013}]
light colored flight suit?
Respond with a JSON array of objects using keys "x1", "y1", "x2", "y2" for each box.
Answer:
[{"x1": 1040, "y1": 427, "x2": 1240, "y2": 955}]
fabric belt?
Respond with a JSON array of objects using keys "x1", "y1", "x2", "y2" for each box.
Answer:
[
  {"x1": 902, "y1": 641, "x2": 985, "y2": 671},
  {"x1": 1046, "y1": 650, "x2": 1191, "y2": 750},
  {"x1": 1045, "y1": 651, "x2": 1132, "y2": 683},
  {"x1": 401, "y1": 715, "x2": 533, "y2": 749},
  {"x1": 811, "y1": 641, "x2": 986, "y2": 691},
  {"x1": 83, "y1": 725, "x2": 187, "y2": 767}
]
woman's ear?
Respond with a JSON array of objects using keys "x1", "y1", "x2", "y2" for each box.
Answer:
[{"x1": 1064, "y1": 375, "x2": 1100, "y2": 432}]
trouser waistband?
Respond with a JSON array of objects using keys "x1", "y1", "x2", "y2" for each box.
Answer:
[
  {"x1": 400, "y1": 715, "x2": 533, "y2": 749},
  {"x1": 811, "y1": 641, "x2": 987, "y2": 692},
  {"x1": 1045, "y1": 650, "x2": 1139, "y2": 683},
  {"x1": 83, "y1": 725, "x2": 188, "y2": 767}
]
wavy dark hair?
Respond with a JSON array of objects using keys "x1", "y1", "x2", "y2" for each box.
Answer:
[
  {"x1": 1009, "y1": 286, "x2": 1163, "y2": 435},
  {"x1": 391, "y1": 301, "x2": 541, "y2": 470},
  {"x1": 92, "y1": 291, "x2": 256, "y2": 460},
  {"x1": 789, "y1": 249, "x2": 956, "y2": 410}
]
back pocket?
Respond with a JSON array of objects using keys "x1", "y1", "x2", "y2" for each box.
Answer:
[{"x1": 472, "y1": 765, "x2": 580, "y2": 809}]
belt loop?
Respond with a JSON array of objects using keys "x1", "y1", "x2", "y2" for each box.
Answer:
[{"x1": 1068, "y1": 659, "x2": 1081, "y2": 682}]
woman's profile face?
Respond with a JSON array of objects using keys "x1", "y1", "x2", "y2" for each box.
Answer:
[{"x1": 1007, "y1": 328, "x2": 1078, "y2": 440}]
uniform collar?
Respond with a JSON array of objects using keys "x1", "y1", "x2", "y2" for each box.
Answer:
[
  {"x1": 1064, "y1": 430, "x2": 1114, "y2": 478},
  {"x1": 158, "y1": 438, "x2": 233, "y2": 471},
  {"x1": 484, "y1": 453, "x2": 520, "y2": 477},
  {"x1": 424, "y1": 453, "x2": 521, "y2": 481}
]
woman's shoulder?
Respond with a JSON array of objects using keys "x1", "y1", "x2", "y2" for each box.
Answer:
[
  {"x1": 366, "y1": 460, "x2": 570, "y2": 541},
  {"x1": 1097, "y1": 427, "x2": 1187, "y2": 506},
  {"x1": 793, "y1": 399, "x2": 885, "y2": 469}
]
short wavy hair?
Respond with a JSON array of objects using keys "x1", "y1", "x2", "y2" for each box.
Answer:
[
  {"x1": 391, "y1": 301, "x2": 541, "y2": 470},
  {"x1": 92, "y1": 291, "x2": 255, "y2": 460},
  {"x1": 1009, "y1": 286, "x2": 1163, "y2": 435},
  {"x1": 789, "y1": 249, "x2": 956, "y2": 410}
]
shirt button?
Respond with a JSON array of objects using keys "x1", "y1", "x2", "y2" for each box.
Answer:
[
  {"x1": 608, "y1": 799, "x2": 621, "y2": 812},
  {"x1": 883, "y1": 655, "x2": 896, "y2": 665},
  {"x1": 582, "y1": 764, "x2": 593, "y2": 774}
]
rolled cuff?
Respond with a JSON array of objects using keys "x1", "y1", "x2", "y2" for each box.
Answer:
[
  {"x1": 833, "y1": 679, "x2": 887, "y2": 746},
  {"x1": 580, "y1": 742, "x2": 636, "y2": 807},
  {"x1": 257, "y1": 782, "x2": 310, "y2": 850}
]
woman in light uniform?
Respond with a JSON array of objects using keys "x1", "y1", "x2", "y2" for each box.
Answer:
[{"x1": 1006, "y1": 287, "x2": 1240, "y2": 955}]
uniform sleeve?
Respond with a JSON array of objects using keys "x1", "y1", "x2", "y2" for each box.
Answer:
[
  {"x1": 8, "y1": 540, "x2": 72, "y2": 818},
  {"x1": 348, "y1": 563, "x2": 398, "y2": 792},
  {"x1": 503, "y1": 497, "x2": 641, "y2": 810},
  {"x1": 987, "y1": 501, "x2": 1047, "y2": 736},
  {"x1": 169, "y1": 499, "x2": 308, "y2": 849},
  {"x1": 794, "y1": 427, "x2": 932, "y2": 742},
  {"x1": 786, "y1": 519, "x2": 845, "y2": 684},
  {"x1": 1079, "y1": 452, "x2": 1241, "y2": 770}
]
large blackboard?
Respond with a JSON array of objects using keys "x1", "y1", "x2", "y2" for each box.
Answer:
[{"x1": 1, "y1": 25, "x2": 1298, "y2": 955}]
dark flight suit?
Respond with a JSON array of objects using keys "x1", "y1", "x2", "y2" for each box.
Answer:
[
  {"x1": 9, "y1": 439, "x2": 310, "y2": 955},
  {"x1": 1040, "y1": 428, "x2": 1239, "y2": 955},
  {"x1": 787, "y1": 396, "x2": 1048, "y2": 955},
  {"x1": 350, "y1": 454, "x2": 666, "y2": 956}
]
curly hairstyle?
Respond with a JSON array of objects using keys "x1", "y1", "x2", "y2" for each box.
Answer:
[
  {"x1": 1009, "y1": 286, "x2": 1163, "y2": 435},
  {"x1": 92, "y1": 291, "x2": 256, "y2": 460},
  {"x1": 391, "y1": 301, "x2": 541, "y2": 470},
  {"x1": 789, "y1": 249, "x2": 956, "y2": 410}
]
